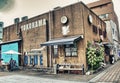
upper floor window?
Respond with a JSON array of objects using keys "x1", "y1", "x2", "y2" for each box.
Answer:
[
  {"x1": 99, "y1": 14, "x2": 109, "y2": 19},
  {"x1": 99, "y1": 29, "x2": 102, "y2": 35},
  {"x1": 34, "y1": 21, "x2": 38, "y2": 28},
  {"x1": 103, "y1": 30, "x2": 107, "y2": 38},
  {"x1": 26, "y1": 24, "x2": 29, "y2": 30},
  {"x1": 32, "y1": 22, "x2": 35, "y2": 28},
  {"x1": 38, "y1": 20, "x2": 42, "y2": 26},
  {"x1": 43, "y1": 19, "x2": 46, "y2": 25},
  {"x1": 29, "y1": 23, "x2": 32, "y2": 29},
  {"x1": 92, "y1": 25, "x2": 98, "y2": 34}
]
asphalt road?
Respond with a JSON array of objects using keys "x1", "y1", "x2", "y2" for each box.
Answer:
[{"x1": 0, "y1": 74, "x2": 87, "y2": 83}]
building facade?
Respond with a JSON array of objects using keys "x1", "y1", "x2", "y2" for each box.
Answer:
[
  {"x1": 1, "y1": 2, "x2": 107, "y2": 71},
  {"x1": 87, "y1": 0, "x2": 120, "y2": 61},
  {"x1": 2, "y1": 13, "x2": 49, "y2": 67},
  {"x1": 0, "y1": 22, "x2": 4, "y2": 43},
  {"x1": 87, "y1": 0, "x2": 119, "y2": 28}
]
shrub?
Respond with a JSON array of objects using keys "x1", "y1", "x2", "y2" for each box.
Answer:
[{"x1": 86, "y1": 42, "x2": 104, "y2": 70}]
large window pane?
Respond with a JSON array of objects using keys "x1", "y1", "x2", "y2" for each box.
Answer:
[{"x1": 65, "y1": 44, "x2": 77, "y2": 57}]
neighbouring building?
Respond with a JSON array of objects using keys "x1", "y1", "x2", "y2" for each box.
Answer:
[
  {"x1": 87, "y1": 0, "x2": 120, "y2": 61},
  {"x1": 0, "y1": 2, "x2": 107, "y2": 72},
  {"x1": 0, "y1": 22, "x2": 3, "y2": 60},
  {"x1": 0, "y1": 22, "x2": 4, "y2": 42}
]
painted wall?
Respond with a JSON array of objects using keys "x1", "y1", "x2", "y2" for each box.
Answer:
[{"x1": 1, "y1": 42, "x2": 19, "y2": 65}]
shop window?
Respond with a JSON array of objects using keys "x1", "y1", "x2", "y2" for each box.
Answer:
[
  {"x1": 64, "y1": 44, "x2": 77, "y2": 57},
  {"x1": 53, "y1": 45, "x2": 58, "y2": 57},
  {"x1": 99, "y1": 14, "x2": 109, "y2": 19},
  {"x1": 34, "y1": 55, "x2": 38, "y2": 65},
  {"x1": 24, "y1": 55, "x2": 28, "y2": 65},
  {"x1": 40, "y1": 55, "x2": 43, "y2": 65},
  {"x1": 30, "y1": 56, "x2": 32, "y2": 64}
]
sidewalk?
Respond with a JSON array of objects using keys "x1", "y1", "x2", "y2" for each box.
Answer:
[{"x1": 89, "y1": 60, "x2": 120, "y2": 83}]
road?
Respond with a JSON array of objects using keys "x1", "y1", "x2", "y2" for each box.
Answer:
[{"x1": 0, "y1": 74, "x2": 87, "y2": 83}]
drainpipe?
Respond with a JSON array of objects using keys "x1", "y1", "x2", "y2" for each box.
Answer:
[
  {"x1": 48, "y1": 10, "x2": 52, "y2": 67},
  {"x1": 81, "y1": 3, "x2": 86, "y2": 70}
]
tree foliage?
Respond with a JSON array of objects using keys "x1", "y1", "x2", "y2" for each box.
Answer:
[{"x1": 86, "y1": 41, "x2": 104, "y2": 70}]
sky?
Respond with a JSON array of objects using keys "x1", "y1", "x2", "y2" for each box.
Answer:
[{"x1": 0, "y1": 0, "x2": 120, "y2": 27}]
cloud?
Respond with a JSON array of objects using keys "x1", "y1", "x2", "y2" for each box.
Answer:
[{"x1": 0, "y1": 0, "x2": 15, "y2": 12}]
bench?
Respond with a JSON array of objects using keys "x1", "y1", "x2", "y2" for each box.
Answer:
[{"x1": 57, "y1": 63, "x2": 84, "y2": 75}]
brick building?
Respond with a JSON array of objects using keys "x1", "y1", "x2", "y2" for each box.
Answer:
[
  {"x1": 1, "y1": 2, "x2": 107, "y2": 71},
  {"x1": 87, "y1": 0, "x2": 120, "y2": 61},
  {"x1": 87, "y1": 0, "x2": 119, "y2": 28}
]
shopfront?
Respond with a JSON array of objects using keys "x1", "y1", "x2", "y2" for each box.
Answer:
[
  {"x1": 24, "y1": 47, "x2": 46, "y2": 67},
  {"x1": 1, "y1": 39, "x2": 21, "y2": 66},
  {"x1": 41, "y1": 35, "x2": 84, "y2": 63}
]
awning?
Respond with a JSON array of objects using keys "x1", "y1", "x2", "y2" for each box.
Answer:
[{"x1": 41, "y1": 35, "x2": 83, "y2": 46}]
